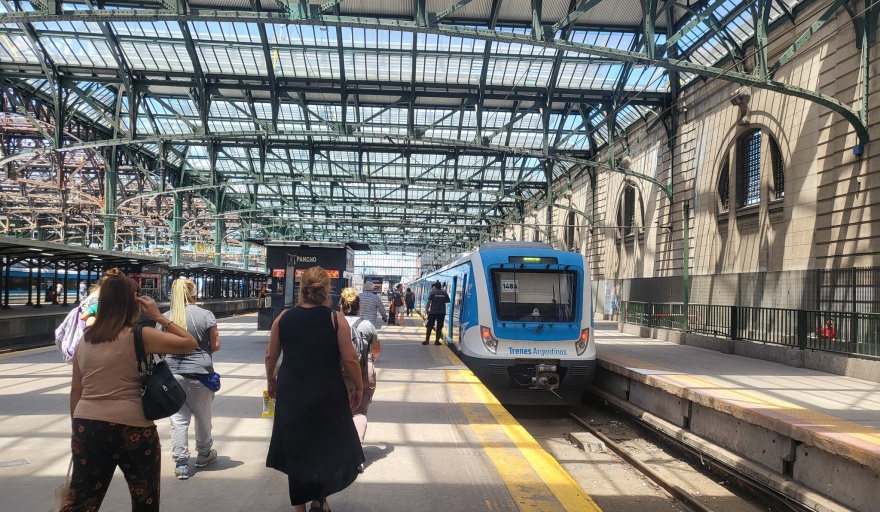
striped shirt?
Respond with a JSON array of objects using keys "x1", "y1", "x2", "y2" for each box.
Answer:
[{"x1": 358, "y1": 291, "x2": 387, "y2": 329}]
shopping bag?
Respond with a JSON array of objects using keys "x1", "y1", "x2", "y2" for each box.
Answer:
[
  {"x1": 54, "y1": 458, "x2": 73, "y2": 511},
  {"x1": 262, "y1": 390, "x2": 276, "y2": 418}
]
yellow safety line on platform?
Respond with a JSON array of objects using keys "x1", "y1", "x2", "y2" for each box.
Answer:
[
  {"x1": 430, "y1": 347, "x2": 602, "y2": 512},
  {"x1": 601, "y1": 352, "x2": 880, "y2": 451}
]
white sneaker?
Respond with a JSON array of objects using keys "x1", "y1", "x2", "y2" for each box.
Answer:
[{"x1": 174, "y1": 463, "x2": 190, "y2": 480}]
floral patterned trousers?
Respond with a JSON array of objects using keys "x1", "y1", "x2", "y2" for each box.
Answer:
[{"x1": 61, "y1": 418, "x2": 161, "y2": 512}]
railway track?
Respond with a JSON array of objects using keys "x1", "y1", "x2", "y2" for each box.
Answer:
[
  {"x1": 509, "y1": 397, "x2": 822, "y2": 512},
  {"x1": 564, "y1": 405, "x2": 816, "y2": 512}
]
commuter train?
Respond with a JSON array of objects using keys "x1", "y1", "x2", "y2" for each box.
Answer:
[
  {"x1": 410, "y1": 242, "x2": 596, "y2": 405},
  {"x1": 1, "y1": 268, "x2": 101, "y2": 304}
]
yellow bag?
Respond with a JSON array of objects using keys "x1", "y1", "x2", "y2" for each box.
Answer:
[{"x1": 262, "y1": 390, "x2": 275, "y2": 418}]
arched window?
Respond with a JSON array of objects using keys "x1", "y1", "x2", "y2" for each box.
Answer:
[
  {"x1": 617, "y1": 182, "x2": 641, "y2": 239},
  {"x1": 769, "y1": 137, "x2": 784, "y2": 199},
  {"x1": 718, "y1": 157, "x2": 730, "y2": 212},
  {"x1": 737, "y1": 129, "x2": 762, "y2": 207},
  {"x1": 564, "y1": 211, "x2": 576, "y2": 250}
]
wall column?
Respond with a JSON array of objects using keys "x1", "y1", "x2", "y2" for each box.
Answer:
[
  {"x1": 103, "y1": 148, "x2": 117, "y2": 251},
  {"x1": 171, "y1": 194, "x2": 183, "y2": 266},
  {"x1": 213, "y1": 219, "x2": 223, "y2": 266}
]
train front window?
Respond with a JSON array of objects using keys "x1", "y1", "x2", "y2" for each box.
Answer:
[{"x1": 490, "y1": 270, "x2": 577, "y2": 322}]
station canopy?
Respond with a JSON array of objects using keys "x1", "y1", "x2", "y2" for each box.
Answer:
[{"x1": 0, "y1": 0, "x2": 805, "y2": 260}]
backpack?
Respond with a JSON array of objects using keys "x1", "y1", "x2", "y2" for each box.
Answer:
[
  {"x1": 55, "y1": 306, "x2": 85, "y2": 362},
  {"x1": 349, "y1": 318, "x2": 371, "y2": 370}
]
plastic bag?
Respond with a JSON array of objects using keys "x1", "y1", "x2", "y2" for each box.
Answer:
[
  {"x1": 54, "y1": 458, "x2": 72, "y2": 511},
  {"x1": 262, "y1": 390, "x2": 275, "y2": 418}
]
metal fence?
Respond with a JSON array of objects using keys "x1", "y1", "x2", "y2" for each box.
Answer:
[{"x1": 621, "y1": 301, "x2": 880, "y2": 359}]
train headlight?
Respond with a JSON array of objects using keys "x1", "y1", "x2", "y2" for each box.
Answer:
[
  {"x1": 575, "y1": 328, "x2": 589, "y2": 355},
  {"x1": 480, "y1": 326, "x2": 498, "y2": 354}
]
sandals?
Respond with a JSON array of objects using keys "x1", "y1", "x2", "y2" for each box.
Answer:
[{"x1": 308, "y1": 498, "x2": 330, "y2": 512}]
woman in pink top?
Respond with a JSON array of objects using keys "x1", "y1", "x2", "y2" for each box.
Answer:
[{"x1": 61, "y1": 274, "x2": 196, "y2": 512}]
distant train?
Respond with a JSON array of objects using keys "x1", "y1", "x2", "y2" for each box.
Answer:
[
  {"x1": 1, "y1": 268, "x2": 101, "y2": 305},
  {"x1": 410, "y1": 242, "x2": 596, "y2": 405}
]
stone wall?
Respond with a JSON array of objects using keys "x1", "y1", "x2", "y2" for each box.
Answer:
[{"x1": 500, "y1": 0, "x2": 880, "y2": 285}]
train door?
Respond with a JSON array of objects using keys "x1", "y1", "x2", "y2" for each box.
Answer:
[
  {"x1": 448, "y1": 276, "x2": 458, "y2": 345},
  {"x1": 453, "y1": 273, "x2": 468, "y2": 349}
]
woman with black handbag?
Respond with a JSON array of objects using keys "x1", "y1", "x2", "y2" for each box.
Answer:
[
  {"x1": 62, "y1": 274, "x2": 196, "y2": 512},
  {"x1": 266, "y1": 266, "x2": 365, "y2": 512}
]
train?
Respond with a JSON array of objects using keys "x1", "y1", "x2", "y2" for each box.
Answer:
[
  {"x1": 409, "y1": 241, "x2": 596, "y2": 405},
  {"x1": 0, "y1": 268, "x2": 102, "y2": 305}
]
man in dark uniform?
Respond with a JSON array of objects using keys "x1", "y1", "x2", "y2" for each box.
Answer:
[{"x1": 422, "y1": 281, "x2": 450, "y2": 346}]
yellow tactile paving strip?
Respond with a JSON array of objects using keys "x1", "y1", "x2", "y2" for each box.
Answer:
[
  {"x1": 429, "y1": 348, "x2": 602, "y2": 512},
  {"x1": 599, "y1": 351, "x2": 880, "y2": 464}
]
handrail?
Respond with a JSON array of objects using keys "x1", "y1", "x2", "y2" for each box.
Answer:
[{"x1": 620, "y1": 301, "x2": 880, "y2": 359}]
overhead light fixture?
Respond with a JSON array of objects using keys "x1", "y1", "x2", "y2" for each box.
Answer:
[{"x1": 42, "y1": 253, "x2": 54, "y2": 256}]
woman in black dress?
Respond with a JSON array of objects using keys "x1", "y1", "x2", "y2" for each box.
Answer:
[{"x1": 266, "y1": 266, "x2": 365, "y2": 512}]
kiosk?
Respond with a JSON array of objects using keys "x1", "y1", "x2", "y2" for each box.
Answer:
[{"x1": 252, "y1": 240, "x2": 370, "y2": 330}]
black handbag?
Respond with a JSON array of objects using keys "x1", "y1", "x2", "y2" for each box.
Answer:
[{"x1": 133, "y1": 324, "x2": 187, "y2": 420}]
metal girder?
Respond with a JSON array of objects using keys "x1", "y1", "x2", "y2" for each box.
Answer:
[
  {"x1": 432, "y1": 0, "x2": 476, "y2": 22},
  {"x1": 179, "y1": 21, "x2": 208, "y2": 135},
  {"x1": 531, "y1": 0, "x2": 543, "y2": 41},
  {"x1": 484, "y1": 102, "x2": 543, "y2": 143},
  {"x1": 662, "y1": 0, "x2": 730, "y2": 49},
  {"x1": 2, "y1": 75, "x2": 667, "y2": 105},
  {"x1": 768, "y1": 0, "x2": 849, "y2": 78},
  {"x1": 116, "y1": 177, "x2": 525, "y2": 215},
  {"x1": 1, "y1": 8, "x2": 859, "y2": 142},
  {"x1": 754, "y1": 0, "x2": 773, "y2": 78},
  {"x1": 643, "y1": 0, "x2": 658, "y2": 59},
  {"x1": 548, "y1": 0, "x2": 605, "y2": 36},
  {"x1": 69, "y1": 84, "x2": 127, "y2": 135},
  {"x1": 555, "y1": 103, "x2": 602, "y2": 149},
  {"x1": 252, "y1": 0, "x2": 279, "y2": 132},
  {"x1": 148, "y1": 95, "x2": 200, "y2": 132},
  {"x1": 474, "y1": 0, "x2": 502, "y2": 147}
]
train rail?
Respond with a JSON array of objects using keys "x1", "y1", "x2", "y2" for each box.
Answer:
[
  {"x1": 509, "y1": 395, "x2": 835, "y2": 512},
  {"x1": 565, "y1": 407, "x2": 817, "y2": 512}
]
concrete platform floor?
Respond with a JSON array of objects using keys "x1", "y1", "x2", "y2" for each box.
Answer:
[{"x1": 0, "y1": 313, "x2": 597, "y2": 512}]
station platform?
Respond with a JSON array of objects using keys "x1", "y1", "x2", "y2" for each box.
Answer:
[
  {"x1": 592, "y1": 320, "x2": 880, "y2": 511},
  {"x1": 0, "y1": 313, "x2": 599, "y2": 512},
  {"x1": 0, "y1": 298, "x2": 259, "y2": 352}
]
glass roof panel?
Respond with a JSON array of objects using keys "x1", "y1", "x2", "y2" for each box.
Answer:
[
  {"x1": 209, "y1": 120, "x2": 257, "y2": 132},
  {"x1": 419, "y1": 31, "x2": 483, "y2": 52},
  {"x1": 569, "y1": 31, "x2": 636, "y2": 52},
  {"x1": 347, "y1": 52, "x2": 412, "y2": 82},
  {"x1": 276, "y1": 49, "x2": 339, "y2": 79},
  {"x1": 623, "y1": 65, "x2": 668, "y2": 92},
  {"x1": 0, "y1": 32, "x2": 41, "y2": 64},
  {"x1": 189, "y1": 21, "x2": 262, "y2": 43},
  {"x1": 111, "y1": 21, "x2": 183, "y2": 39},
  {"x1": 198, "y1": 45, "x2": 267, "y2": 75},
  {"x1": 343, "y1": 27, "x2": 412, "y2": 50},
  {"x1": 486, "y1": 58, "x2": 553, "y2": 87},
  {"x1": 42, "y1": 36, "x2": 115, "y2": 67},
  {"x1": 120, "y1": 41, "x2": 193, "y2": 72},
  {"x1": 416, "y1": 54, "x2": 482, "y2": 85},
  {"x1": 33, "y1": 20, "x2": 102, "y2": 34},
  {"x1": 493, "y1": 27, "x2": 554, "y2": 56}
]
